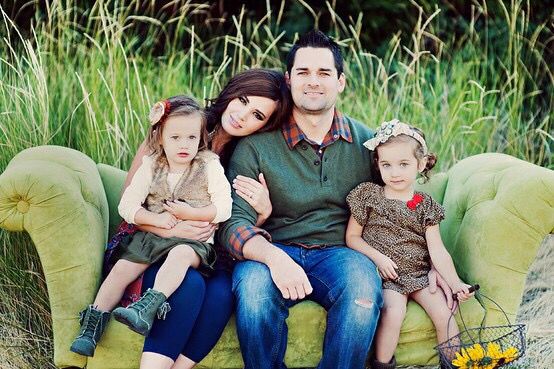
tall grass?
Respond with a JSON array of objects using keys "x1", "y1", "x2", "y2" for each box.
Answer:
[{"x1": 0, "y1": 0, "x2": 552, "y2": 367}]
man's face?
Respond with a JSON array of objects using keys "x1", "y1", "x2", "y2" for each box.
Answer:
[{"x1": 287, "y1": 47, "x2": 345, "y2": 115}]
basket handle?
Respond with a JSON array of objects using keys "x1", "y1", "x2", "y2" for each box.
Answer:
[
  {"x1": 445, "y1": 284, "x2": 479, "y2": 343},
  {"x1": 445, "y1": 284, "x2": 513, "y2": 345}
]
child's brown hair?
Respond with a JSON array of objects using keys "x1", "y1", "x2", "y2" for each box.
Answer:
[
  {"x1": 146, "y1": 95, "x2": 208, "y2": 157},
  {"x1": 372, "y1": 127, "x2": 437, "y2": 185}
]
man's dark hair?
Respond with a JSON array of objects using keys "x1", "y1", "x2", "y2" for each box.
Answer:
[{"x1": 286, "y1": 30, "x2": 344, "y2": 77}]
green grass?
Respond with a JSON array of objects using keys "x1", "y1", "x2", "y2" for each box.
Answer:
[{"x1": 0, "y1": 1, "x2": 552, "y2": 368}]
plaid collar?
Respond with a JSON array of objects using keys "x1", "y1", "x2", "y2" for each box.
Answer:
[{"x1": 282, "y1": 109, "x2": 353, "y2": 149}]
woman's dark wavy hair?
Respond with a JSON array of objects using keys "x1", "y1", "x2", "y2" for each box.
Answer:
[{"x1": 205, "y1": 68, "x2": 292, "y2": 165}]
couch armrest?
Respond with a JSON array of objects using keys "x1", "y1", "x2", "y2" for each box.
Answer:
[
  {"x1": 439, "y1": 153, "x2": 554, "y2": 323},
  {"x1": 97, "y1": 163, "x2": 127, "y2": 237},
  {"x1": 0, "y1": 145, "x2": 110, "y2": 368}
]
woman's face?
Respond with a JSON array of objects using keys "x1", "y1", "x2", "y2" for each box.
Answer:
[{"x1": 221, "y1": 95, "x2": 277, "y2": 137}]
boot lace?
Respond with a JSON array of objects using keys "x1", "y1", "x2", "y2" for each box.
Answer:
[
  {"x1": 78, "y1": 308, "x2": 99, "y2": 337},
  {"x1": 157, "y1": 302, "x2": 171, "y2": 320}
]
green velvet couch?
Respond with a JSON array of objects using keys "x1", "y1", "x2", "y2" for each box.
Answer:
[{"x1": 0, "y1": 145, "x2": 552, "y2": 369}]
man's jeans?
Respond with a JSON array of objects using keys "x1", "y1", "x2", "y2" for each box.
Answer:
[{"x1": 232, "y1": 243, "x2": 383, "y2": 369}]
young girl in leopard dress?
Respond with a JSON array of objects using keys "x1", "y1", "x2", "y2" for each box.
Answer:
[{"x1": 345, "y1": 119, "x2": 474, "y2": 369}]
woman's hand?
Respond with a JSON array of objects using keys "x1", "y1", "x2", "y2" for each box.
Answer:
[
  {"x1": 168, "y1": 220, "x2": 216, "y2": 241},
  {"x1": 233, "y1": 173, "x2": 272, "y2": 223},
  {"x1": 374, "y1": 253, "x2": 398, "y2": 281}
]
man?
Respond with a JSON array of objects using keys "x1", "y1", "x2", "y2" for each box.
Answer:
[{"x1": 218, "y1": 30, "x2": 382, "y2": 369}]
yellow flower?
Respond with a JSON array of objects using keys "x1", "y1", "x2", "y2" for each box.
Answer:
[
  {"x1": 485, "y1": 342, "x2": 503, "y2": 360},
  {"x1": 452, "y1": 343, "x2": 519, "y2": 369},
  {"x1": 466, "y1": 344, "x2": 486, "y2": 362},
  {"x1": 452, "y1": 342, "x2": 519, "y2": 369},
  {"x1": 501, "y1": 346, "x2": 519, "y2": 363},
  {"x1": 452, "y1": 347, "x2": 473, "y2": 368}
]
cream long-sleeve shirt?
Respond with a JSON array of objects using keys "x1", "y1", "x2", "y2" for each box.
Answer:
[{"x1": 118, "y1": 155, "x2": 232, "y2": 227}]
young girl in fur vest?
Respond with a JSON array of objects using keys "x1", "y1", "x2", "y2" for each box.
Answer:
[{"x1": 70, "y1": 95, "x2": 232, "y2": 357}]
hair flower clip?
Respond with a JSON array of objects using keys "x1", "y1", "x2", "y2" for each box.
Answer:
[
  {"x1": 363, "y1": 119, "x2": 428, "y2": 154},
  {"x1": 149, "y1": 100, "x2": 171, "y2": 126}
]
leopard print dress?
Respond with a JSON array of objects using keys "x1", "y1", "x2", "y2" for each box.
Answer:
[{"x1": 346, "y1": 182, "x2": 445, "y2": 294}]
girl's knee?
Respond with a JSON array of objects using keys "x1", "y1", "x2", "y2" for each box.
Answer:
[
  {"x1": 110, "y1": 259, "x2": 142, "y2": 278},
  {"x1": 380, "y1": 304, "x2": 407, "y2": 322},
  {"x1": 168, "y1": 245, "x2": 200, "y2": 265}
]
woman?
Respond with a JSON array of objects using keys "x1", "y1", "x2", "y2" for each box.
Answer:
[{"x1": 117, "y1": 68, "x2": 292, "y2": 369}]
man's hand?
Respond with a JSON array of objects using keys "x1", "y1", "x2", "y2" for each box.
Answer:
[
  {"x1": 169, "y1": 220, "x2": 215, "y2": 241},
  {"x1": 267, "y1": 252, "x2": 313, "y2": 300},
  {"x1": 428, "y1": 266, "x2": 454, "y2": 310}
]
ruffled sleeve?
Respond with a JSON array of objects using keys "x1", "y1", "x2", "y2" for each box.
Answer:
[
  {"x1": 346, "y1": 182, "x2": 379, "y2": 226},
  {"x1": 421, "y1": 194, "x2": 445, "y2": 227}
]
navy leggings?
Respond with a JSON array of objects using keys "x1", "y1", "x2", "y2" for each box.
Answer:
[{"x1": 141, "y1": 262, "x2": 234, "y2": 362}]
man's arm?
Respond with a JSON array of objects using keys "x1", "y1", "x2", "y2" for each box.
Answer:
[{"x1": 217, "y1": 139, "x2": 313, "y2": 300}]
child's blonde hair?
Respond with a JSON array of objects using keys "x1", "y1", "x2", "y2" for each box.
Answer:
[{"x1": 146, "y1": 95, "x2": 208, "y2": 157}]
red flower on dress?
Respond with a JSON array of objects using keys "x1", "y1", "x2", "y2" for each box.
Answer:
[{"x1": 407, "y1": 193, "x2": 424, "y2": 210}]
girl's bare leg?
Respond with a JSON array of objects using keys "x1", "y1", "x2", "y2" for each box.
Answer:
[
  {"x1": 411, "y1": 286, "x2": 459, "y2": 345},
  {"x1": 374, "y1": 289, "x2": 408, "y2": 363},
  {"x1": 93, "y1": 259, "x2": 149, "y2": 311},
  {"x1": 153, "y1": 245, "x2": 201, "y2": 297}
]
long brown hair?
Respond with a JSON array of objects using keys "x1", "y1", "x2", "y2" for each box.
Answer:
[
  {"x1": 146, "y1": 95, "x2": 208, "y2": 157},
  {"x1": 205, "y1": 68, "x2": 292, "y2": 166}
]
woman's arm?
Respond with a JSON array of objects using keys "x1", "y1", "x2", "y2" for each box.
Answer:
[{"x1": 345, "y1": 215, "x2": 398, "y2": 280}]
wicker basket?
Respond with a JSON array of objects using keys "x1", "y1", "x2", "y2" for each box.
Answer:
[{"x1": 435, "y1": 289, "x2": 526, "y2": 369}]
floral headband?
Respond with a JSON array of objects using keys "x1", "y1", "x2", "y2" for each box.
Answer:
[
  {"x1": 149, "y1": 100, "x2": 171, "y2": 126},
  {"x1": 363, "y1": 119, "x2": 428, "y2": 154}
]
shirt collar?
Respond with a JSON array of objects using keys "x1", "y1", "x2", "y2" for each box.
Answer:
[{"x1": 282, "y1": 109, "x2": 353, "y2": 149}]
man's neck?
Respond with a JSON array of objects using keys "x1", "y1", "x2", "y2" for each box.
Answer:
[{"x1": 292, "y1": 107, "x2": 335, "y2": 143}]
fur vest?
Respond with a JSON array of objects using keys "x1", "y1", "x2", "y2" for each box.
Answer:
[{"x1": 145, "y1": 150, "x2": 219, "y2": 213}]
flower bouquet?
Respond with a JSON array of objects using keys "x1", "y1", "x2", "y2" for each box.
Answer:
[{"x1": 435, "y1": 286, "x2": 526, "y2": 369}]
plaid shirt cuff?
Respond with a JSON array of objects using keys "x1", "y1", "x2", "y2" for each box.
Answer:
[{"x1": 228, "y1": 225, "x2": 272, "y2": 260}]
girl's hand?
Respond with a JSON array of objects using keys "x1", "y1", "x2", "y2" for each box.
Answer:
[
  {"x1": 233, "y1": 173, "x2": 272, "y2": 220},
  {"x1": 163, "y1": 200, "x2": 194, "y2": 220},
  {"x1": 428, "y1": 266, "x2": 454, "y2": 309},
  {"x1": 153, "y1": 212, "x2": 178, "y2": 229},
  {"x1": 374, "y1": 254, "x2": 398, "y2": 281},
  {"x1": 451, "y1": 282, "x2": 474, "y2": 302}
]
